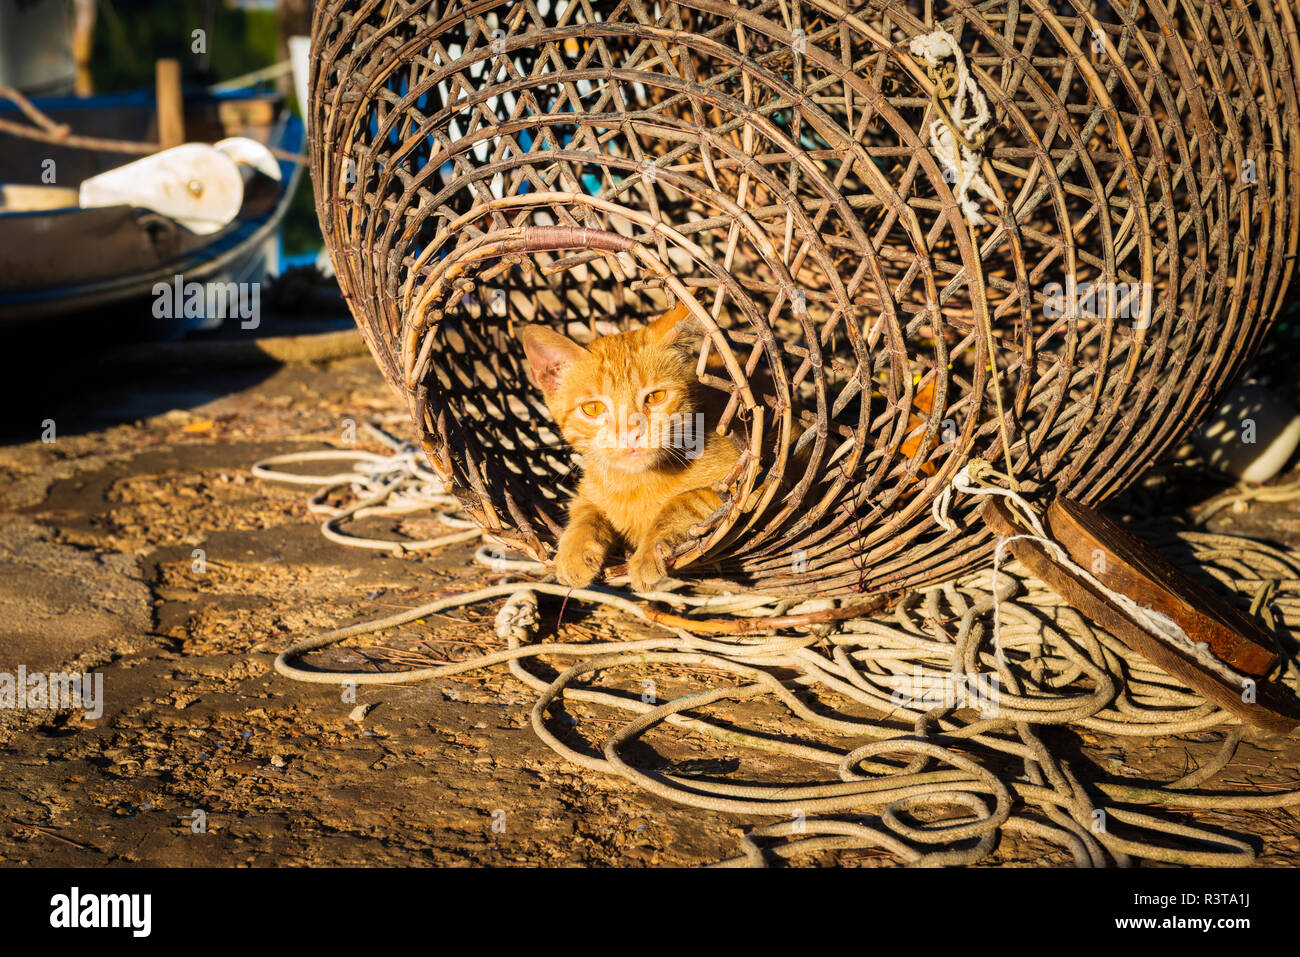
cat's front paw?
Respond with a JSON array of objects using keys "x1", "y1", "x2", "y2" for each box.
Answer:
[
  {"x1": 554, "y1": 533, "x2": 605, "y2": 587},
  {"x1": 628, "y1": 541, "x2": 669, "y2": 592}
]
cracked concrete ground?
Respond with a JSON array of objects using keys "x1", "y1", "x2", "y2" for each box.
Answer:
[{"x1": 3, "y1": 352, "x2": 1300, "y2": 866}]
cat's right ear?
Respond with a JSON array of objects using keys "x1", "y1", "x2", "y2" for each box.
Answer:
[{"x1": 518, "y1": 326, "x2": 589, "y2": 396}]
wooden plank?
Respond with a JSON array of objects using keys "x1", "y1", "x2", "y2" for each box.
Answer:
[
  {"x1": 0, "y1": 184, "x2": 80, "y2": 211},
  {"x1": 155, "y1": 59, "x2": 185, "y2": 150},
  {"x1": 1044, "y1": 497, "x2": 1279, "y2": 677},
  {"x1": 216, "y1": 98, "x2": 277, "y2": 133},
  {"x1": 983, "y1": 497, "x2": 1300, "y2": 735}
]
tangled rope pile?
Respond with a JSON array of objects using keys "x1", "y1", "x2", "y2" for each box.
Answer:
[
  {"x1": 256, "y1": 427, "x2": 1300, "y2": 866},
  {"x1": 252, "y1": 417, "x2": 488, "y2": 556}
]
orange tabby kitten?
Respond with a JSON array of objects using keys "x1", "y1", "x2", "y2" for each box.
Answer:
[{"x1": 518, "y1": 304, "x2": 741, "y2": 591}]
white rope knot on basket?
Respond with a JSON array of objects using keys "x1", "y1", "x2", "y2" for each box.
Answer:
[{"x1": 909, "y1": 28, "x2": 1002, "y2": 226}]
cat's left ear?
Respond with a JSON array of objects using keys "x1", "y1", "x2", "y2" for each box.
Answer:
[
  {"x1": 518, "y1": 325, "x2": 589, "y2": 396},
  {"x1": 648, "y1": 301, "x2": 706, "y2": 354}
]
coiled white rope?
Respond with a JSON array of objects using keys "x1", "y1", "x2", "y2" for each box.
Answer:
[
  {"x1": 252, "y1": 417, "x2": 488, "y2": 556},
  {"x1": 256, "y1": 424, "x2": 1300, "y2": 866}
]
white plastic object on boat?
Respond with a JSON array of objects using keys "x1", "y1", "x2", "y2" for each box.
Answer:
[
  {"x1": 1194, "y1": 382, "x2": 1300, "y2": 483},
  {"x1": 78, "y1": 143, "x2": 244, "y2": 235},
  {"x1": 215, "y1": 136, "x2": 281, "y2": 181}
]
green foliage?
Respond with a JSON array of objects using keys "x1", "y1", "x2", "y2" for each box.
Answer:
[{"x1": 91, "y1": 1, "x2": 279, "y2": 91}]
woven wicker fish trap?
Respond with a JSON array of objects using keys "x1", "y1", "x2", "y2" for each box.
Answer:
[{"x1": 309, "y1": 0, "x2": 1300, "y2": 598}]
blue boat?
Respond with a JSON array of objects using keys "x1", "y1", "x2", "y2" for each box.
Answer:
[{"x1": 0, "y1": 87, "x2": 304, "y2": 334}]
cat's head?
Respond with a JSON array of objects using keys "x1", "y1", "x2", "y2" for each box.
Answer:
[{"x1": 518, "y1": 304, "x2": 705, "y2": 474}]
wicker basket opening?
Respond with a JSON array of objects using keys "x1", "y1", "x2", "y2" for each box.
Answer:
[{"x1": 311, "y1": 0, "x2": 1300, "y2": 595}]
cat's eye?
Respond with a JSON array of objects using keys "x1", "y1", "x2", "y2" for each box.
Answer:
[
  {"x1": 580, "y1": 400, "x2": 605, "y2": 417},
  {"x1": 643, "y1": 389, "x2": 666, "y2": 406}
]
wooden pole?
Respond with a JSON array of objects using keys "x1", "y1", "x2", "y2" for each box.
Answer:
[
  {"x1": 72, "y1": 0, "x2": 96, "y2": 97},
  {"x1": 155, "y1": 59, "x2": 184, "y2": 150}
]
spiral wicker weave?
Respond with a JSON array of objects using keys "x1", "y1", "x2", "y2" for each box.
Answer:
[{"x1": 308, "y1": 0, "x2": 1300, "y2": 597}]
